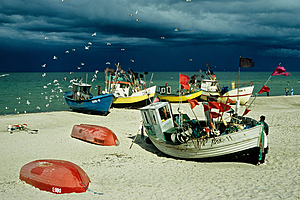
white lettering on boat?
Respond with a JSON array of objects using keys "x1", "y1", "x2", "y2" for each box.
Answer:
[
  {"x1": 52, "y1": 187, "x2": 62, "y2": 193},
  {"x1": 92, "y1": 99, "x2": 101, "y2": 103}
]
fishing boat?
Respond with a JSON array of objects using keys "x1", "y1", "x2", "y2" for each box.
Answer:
[
  {"x1": 20, "y1": 159, "x2": 90, "y2": 194},
  {"x1": 105, "y1": 65, "x2": 156, "y2": 108},
  {"x1": 140, "y1": 101, "x2": 264, "y2": 164},
  {"x1": 71, "y1": 124, "x2": 120, "y2": 146},
  {"x1": 191, "y1": 69, "x2": 254, "y2": 105},
  {"x1": 64, "y1": 82, "x2": 114, "y2": 115},
  {"x1": 156, "y1": 85, "x2": 202, "y2": 103},
  {"x1": 198, "y1": 79, "x2": 254, "y2": 105}
]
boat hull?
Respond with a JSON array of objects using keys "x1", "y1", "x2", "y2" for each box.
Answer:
[
  {"x1": 147, "y1": 125, "x2": 262, "y2": 162},
  {"x1": 200, "y1": 85, "x2": 254, "y2": 105},
  {"x1": 112, "y1": 86, "x2": 156, "y2": 108},
  {"x1": 157, "y1": 90, "x2": 202, "y2": 103},
  {"x1": 20, "y1": 159, "x2": 90, "y2": 194},
  {"x1": 64, "y1": 92, "x2": 113, "y2": 115},
  {"x1": 71, "y1": 124, "x2": 119, "y2": 146}
]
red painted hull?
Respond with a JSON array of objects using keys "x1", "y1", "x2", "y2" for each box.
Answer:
[
  {"x1": 20, "y1": 159, "x2": 90, "y2": 194},
  {"x1": 71, "y1": 124, "x2": 120, "y2": 146}
]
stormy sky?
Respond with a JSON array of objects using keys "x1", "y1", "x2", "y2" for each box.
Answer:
[{"x1": 0, "y1": 0, "x2": 299, "y2": 72}]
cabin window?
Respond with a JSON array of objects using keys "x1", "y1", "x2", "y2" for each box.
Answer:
[
  {"x1": 166, "y1": 86, "x2": 171, "y2": 94},
  {"x1": 151, "y1": 111, "x2": 157, "y2": 124},
  {"x1": 121, "y1": 84, "x2": 128, "y2": 89},
  {"x1": 158, "y1": 105, "x2": 171, "y2": 122},
  {"x1": 143, "y1": 112, "x2": 149, "y2": 124},
  {"x1": 82, "y1": 87, "x2": 90, "y2": 94},
  {"x1": 161, "y1": 87, "x2": 165, "y2": 94}
]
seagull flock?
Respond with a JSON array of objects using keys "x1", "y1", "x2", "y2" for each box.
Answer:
[{"x1": 1, "y1": 0, "x2": 193, "y2": 115}]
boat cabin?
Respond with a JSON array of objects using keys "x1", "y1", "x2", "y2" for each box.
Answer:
[
  {"x1": 140, "y1": 102, "x2": 174, "y2": 140},
  {"x1": 72, "y1": 83, "x2": 92, "y2": 100},
  {"x1": 157, "y1": 85, "x2": 172, "y2": 95},
  {"x1": 200, "y1": 79, "x2": 220, "y2": 92},
  {"x1": 110, "y1": 81, "x2": 133, "y2": 97}
]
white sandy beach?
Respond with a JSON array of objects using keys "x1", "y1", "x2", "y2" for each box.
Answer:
[{"x1": 1, "y1": 96, "x2": 299, "y2": 200}]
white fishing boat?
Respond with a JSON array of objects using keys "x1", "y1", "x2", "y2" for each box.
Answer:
[
  {"x1": 199, "y1": 79, "x2": 254, "y2": 105},
  {"x1": 140, "y1": 101, "x2": 264, "y2": 163},
  {"x1": 105, "y1": 65, "x2": 156, "y2": 108}
]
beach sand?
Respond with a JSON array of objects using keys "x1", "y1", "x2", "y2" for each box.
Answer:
[{"x1": 1, "y1": 96, "x2": 299, "y2": 199}]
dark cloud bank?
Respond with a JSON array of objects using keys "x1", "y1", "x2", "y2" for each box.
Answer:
[{"x1": 0, "y1": 0, "x2": 300, "y2": 72}]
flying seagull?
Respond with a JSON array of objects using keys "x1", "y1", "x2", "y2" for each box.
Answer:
[
  {"x1": 42, "y1": 64, "x2": 46, "y2": 68},
  {"x1": 92, "y1": 32, "x2": 96, "y2": 36}
]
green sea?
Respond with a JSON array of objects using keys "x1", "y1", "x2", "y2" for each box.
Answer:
[{"x1": 0, "y1": 71, "x2": 299, "y2": 115}]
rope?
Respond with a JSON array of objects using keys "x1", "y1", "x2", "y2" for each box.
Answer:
[{"x1": 81, "y1": 182, "x2": 103, "y2": 195}]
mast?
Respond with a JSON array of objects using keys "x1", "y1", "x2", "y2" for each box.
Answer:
[{"x1": 236, "y1": 57, "x2": 241, "y2": 114}]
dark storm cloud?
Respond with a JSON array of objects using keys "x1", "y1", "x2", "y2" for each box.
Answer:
[{"x1": 0, "y1": 0, "x2": 300, "y2": 72}]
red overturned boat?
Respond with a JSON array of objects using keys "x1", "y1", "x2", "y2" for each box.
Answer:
[
  {"x1": 71, "y1": 124, "x2": 120, "y2": 146},
  {"x1": 20, "y1": 159, "x2": 90, "y2": 194}
]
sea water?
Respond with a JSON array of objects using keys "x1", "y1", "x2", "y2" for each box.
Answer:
[{"x1": 0, "y1": 71, "x2": 299, "y2": 115}]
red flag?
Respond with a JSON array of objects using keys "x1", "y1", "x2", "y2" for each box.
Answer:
[
  {"x1": 187, "y1": 99, "x2": 199, "y2": 109},
  {"x1": 239, "y1": 57, "x2": 254, "y2": 68},
  {"x1": 271, "y1": 65, "x2": 292, "y2": 76},
  {"x1": 258, "y1": 85, "x2": 270, "y2": 94},
  {"x1": 226, "y1": 98, "x2": 235, "y2": 104},
  {"x1": 219, "y1": 102, "x2": 231, "y2": 112},
  {"x1": 180, "y1": 74, "x2": 190, "y2": 90},
  {"x1": 208, "y1": 102, "x2": 220, "y2": 110},
  {"x1": 210, "y1": 112, "x2": 222, "y2": 119},
  {"x1": 242, "y1": 108, "x2": 251, "y2": 116},
  {"x1": 203, "y1": 104, "x2": 210, "y2": 112}
]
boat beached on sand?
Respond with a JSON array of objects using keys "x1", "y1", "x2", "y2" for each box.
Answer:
[
  {"x1": 156, "y1": 73, "x2": 202, "y2": 103},
  {"x1": 140, "y1": 101, "x2": 265, "y2": 164},
  {"x1": 105, "y1": 65, "x2": 156, "y2": 108},
  {"x1": 64, "y1": 82, "x2": 114, "y2": 115},
  {"x1": 20, "y1": 159, "x2": 90, "y2": 194},
  {"x1": 191, "y1": 69, "x2": 254, "y2": 105},
  {"x1": 156, "y1": 84, "x2": 202, "y2": 103},
  {"x1": 71, "y1": 124, "x2": 120, "y2": 146}
]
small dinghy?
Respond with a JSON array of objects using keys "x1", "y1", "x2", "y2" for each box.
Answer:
[
  {"x1": 19, "y1": 159, "x2": 90, "y2": 194},
  {"x1": 71, "y1": 124, "x2": 120, "y2": 146}
]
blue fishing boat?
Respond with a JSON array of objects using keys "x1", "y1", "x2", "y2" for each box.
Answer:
[{"x1": 64, "y1": 83, "x2": 113, "y2": 115}]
